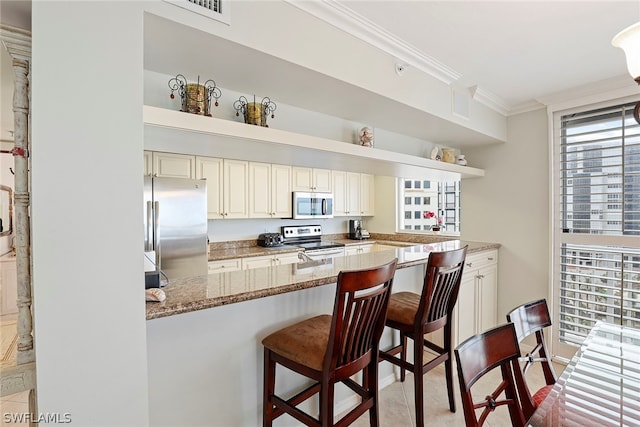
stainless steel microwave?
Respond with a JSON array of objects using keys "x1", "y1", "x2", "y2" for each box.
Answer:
[{"x1": 292, "y1": 192, "x2": 334, "y2": 219}]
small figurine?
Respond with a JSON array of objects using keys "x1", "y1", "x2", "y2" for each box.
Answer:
[
  {"x1": 359, "y1": 127, "x2": 374, "y2": 147},
  {"x1": 430, "y1": 146, "x2": 441, "y2": 161}
]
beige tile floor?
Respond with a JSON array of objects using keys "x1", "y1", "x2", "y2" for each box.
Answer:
[
  {"x1": 0, "y1": 351, "x2": 564, "y2": 427},
  {"x1": 348, "y1": 356, "x2": 566, "y2": 427},
  {"x1": 0, "y1": 390, "x2": 29, "y2": 427}
]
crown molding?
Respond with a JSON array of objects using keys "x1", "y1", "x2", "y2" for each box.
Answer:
[
  {"x1": 284, "y1": 0, "x2": 515, "y2": 117},
  {"x1": 284, "y1": 0, "x2": 460, "y2": 84},
  {"x1": 0, "y1": 24, "x2": 31, "y2": 62},
  {"x1": 537, "y1": 75, "x2": 639, "y2": 112}
]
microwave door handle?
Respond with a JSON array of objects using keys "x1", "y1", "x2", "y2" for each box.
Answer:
[
  {"x1": 322, "y1": 198, "x2": 327, "y2": 215},
  {"x1": 145, "y1": 201, "x2": 153, "y2": 251}
]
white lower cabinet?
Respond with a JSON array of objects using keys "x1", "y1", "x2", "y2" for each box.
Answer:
[
  {"x1": 242, "y1": 252, "x2": 301, "y2": 270},
  {"x1": 344, "y1": 243, "x2": 373, "y2": 256},
  {"x1": 454, "y1": 249, "x2": 498, "y2": 348},
  {"x1": 208, "y1": 258, "x2": 242, "y2": 273}
]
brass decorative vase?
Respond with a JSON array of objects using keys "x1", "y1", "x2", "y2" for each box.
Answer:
[{"x1": 234, "y1": 95, "x2": 277, "y2": 127}]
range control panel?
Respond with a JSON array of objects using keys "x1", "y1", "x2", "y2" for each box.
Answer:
[{"x1": 281, "y1": 225, "x2": 323, "y2": 239}]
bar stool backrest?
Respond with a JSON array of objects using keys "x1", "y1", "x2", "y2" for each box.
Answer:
[
  {"x1": 455, "y1": 323, "x2": 528, "y2": 427},
  {"x1": 325, "y1": 258, "x2": 398, "y2": 377}
]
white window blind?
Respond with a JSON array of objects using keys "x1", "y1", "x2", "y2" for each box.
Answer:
[{"x1": 554, "y1": 100, "x2": 640, "y2": 356}]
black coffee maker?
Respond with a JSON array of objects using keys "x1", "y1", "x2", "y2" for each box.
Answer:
[{"x1": 349, "y1": 219, "x2": 363, "y2": 240}]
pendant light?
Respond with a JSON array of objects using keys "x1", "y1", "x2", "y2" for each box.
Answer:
[{"x1": 612, "y1": 22, "x2": 640, "y2": 124}]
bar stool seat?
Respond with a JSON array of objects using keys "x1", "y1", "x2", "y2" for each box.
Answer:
[
  {"x1": 262, "y1": 259, "x2": 398, "y2": 427},
  {"x1": 262, "y1": 315, "x2": 331, "y2": 372}
]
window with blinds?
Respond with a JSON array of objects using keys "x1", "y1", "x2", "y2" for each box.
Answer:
[{"x1": 556, "y1": 101, "x2": 640, "y2": 349}]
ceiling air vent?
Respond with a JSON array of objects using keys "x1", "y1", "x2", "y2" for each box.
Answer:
[{"x1": 164, "y1": 0, "x2": 230, "y2": 25}]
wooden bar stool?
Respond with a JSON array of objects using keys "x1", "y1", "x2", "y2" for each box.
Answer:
[
  {"x1": 262, "y1": 259, "x2": 397, "y2": 427},
  {"x1": 506, "y1": 298, "x2": 557, "y2": 418},
  {"x1": 455, "y1": 323, "x2": 529, "y2": 427},
  {"x1": 378, "y1": 246, "x2": 467, "y2": 427}
]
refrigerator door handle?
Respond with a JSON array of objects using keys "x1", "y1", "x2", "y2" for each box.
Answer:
[
  {"x1": 145, "y1": 201, "x2": 153, "y2": 251},
  {"x1": 154, "y1": 201, "x2": 160, "y2": 268}
]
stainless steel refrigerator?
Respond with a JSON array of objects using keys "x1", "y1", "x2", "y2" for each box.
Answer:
[{"x1": 144, "y1": 176, "x2": 208, "y2": 282}]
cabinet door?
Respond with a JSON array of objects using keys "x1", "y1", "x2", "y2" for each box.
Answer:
[
  {"x1": 271, "y1": 164, "x2": 292, "y2": 218},
  {"x1": 477, "y1": 263, "x2": 498, "y2": 333},
  {"x1": 248, "y1": 162, "x2": 271, "y2": 218},
  {"x1": 144, "y1": 151, "x2": 153, "y2": 176},
  {"x1": 153, "y1": 152, "x2": 195, "y2": 179},
  {"x1": 346, "y1": 172, "x2": 361, "y2": 215},
  {"x1": 291, "y1": 167, "x2": 313, "y2": 191},
  {"x1": 332, "y1": 170, "x2": 348, "y2": 216},
  {"x1": 313, "y1": 169, "x2": 332, "y2": 192},
  {"x1": 224, "y1": 159, "x2": 249, "y2": 219},
  {"x1": 196, "y1": 157, "x2": 224, "y2": 218},
  {"x1": 455, "y1": 272, "x2": 477, "y2": 348},
  {"x1": 242, "y1": 255, "x2": 274, "y2": 270},
  {"x1": 360, "y1": 173, "x2": 375, "y2": 216}
]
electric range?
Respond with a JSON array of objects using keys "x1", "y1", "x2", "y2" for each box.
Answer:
[{"x1": 281, "y1": 225, "x2": 345, "y2": 253}]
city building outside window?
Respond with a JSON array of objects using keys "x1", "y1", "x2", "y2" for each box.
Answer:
[{"x1": 397, "y1": 178, "x2": 460, "y2": 233}]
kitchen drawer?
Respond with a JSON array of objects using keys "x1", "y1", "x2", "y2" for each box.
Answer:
[
  {"x1": 208, "y1": 258, "x2": 242, "y2": 273},
  {"x1": 464, "y1": 249, "x2": 497, "y2": 271}
]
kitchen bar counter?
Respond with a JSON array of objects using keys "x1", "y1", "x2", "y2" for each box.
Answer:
[{"x1": 148, "y1": 239, "x2": 498, "y2": 320}]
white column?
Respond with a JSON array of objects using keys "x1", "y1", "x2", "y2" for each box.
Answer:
[{"x1": 31, "y1": 2, "x2": 149, "y2": 425}]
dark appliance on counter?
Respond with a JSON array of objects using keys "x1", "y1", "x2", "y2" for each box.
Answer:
[
  {"x1": 349, "y1": 219, "x2": 367, "y2": 240},
  {"x1": 258, "y1": 233, "x2": 284, "y2": 247},
  {"x1": 281, "y1": 225, "x2": 345, "y2": 259}
]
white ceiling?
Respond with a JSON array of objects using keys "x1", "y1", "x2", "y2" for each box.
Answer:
[
  {"x1": 2, "y1": 1, "x2": 640, "y2": 143},
  {"x1": 335, "y1": 0, "x2": 640, "y2": 113}
]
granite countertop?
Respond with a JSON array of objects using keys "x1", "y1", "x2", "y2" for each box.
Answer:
[{"x1": 148, "y1": 238, "x2": 499, "y2": 320}]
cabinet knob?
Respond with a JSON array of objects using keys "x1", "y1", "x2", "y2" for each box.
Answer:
[{"x1": 488, "y1": 257, "x2": 494, "y2": 261}]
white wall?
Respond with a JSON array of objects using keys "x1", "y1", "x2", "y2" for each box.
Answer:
[
  {"x1": 461, "y1": 108, "x2": 550, "y2": 319},
  {"x1": 31, "y1": 2, "x2": 149, "y2": 425}
]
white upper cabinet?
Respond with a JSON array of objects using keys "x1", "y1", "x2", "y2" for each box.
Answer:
[
  {"x1": 197, "y1": 157, "x2": 248, "y2": 219},
  {"x1": 292, "y1": 167, "x2": 332, "y2": 192},
  {"x1": 152, "y1": 152, "x2": 195, "y2": 179},
  {"x1": 223, "y1": 159, "x2": 249, "y2": 219},
  {"x1": 333, "y1": 171, "x2": 375, "y2": 216},
  {"x1": 144, "y1": 151, "x2": 153, "y2": 176},
  {"x1": 271, "y1": 164, "x2": 292, "y2": 218},
  {"x1": 360, "y1": 173, "x2": 375, "y2": 216},
  {"x1": 249, "y1": 162, "x2": 292, "y2": 218}
]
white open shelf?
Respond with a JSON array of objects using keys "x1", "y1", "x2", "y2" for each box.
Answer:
[{"x1": 143, "y1": 105, "x2": 485, "y2": 179}]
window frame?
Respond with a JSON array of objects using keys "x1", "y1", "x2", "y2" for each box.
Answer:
[{"x1": 551, "y1": 95, "x2": 640, "y2": 360}]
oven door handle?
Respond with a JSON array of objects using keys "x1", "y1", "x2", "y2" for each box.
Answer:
[{"x1": 305, "y1": 248, "x2": 344, "y2": 258}]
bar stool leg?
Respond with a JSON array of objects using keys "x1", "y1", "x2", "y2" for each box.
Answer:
[
  {"x1": 263, "y1": 348, "x2": 276, "y2": 427},
  {"x1": 414, "y1": 334, "x2": 425, "y2": 427}
]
